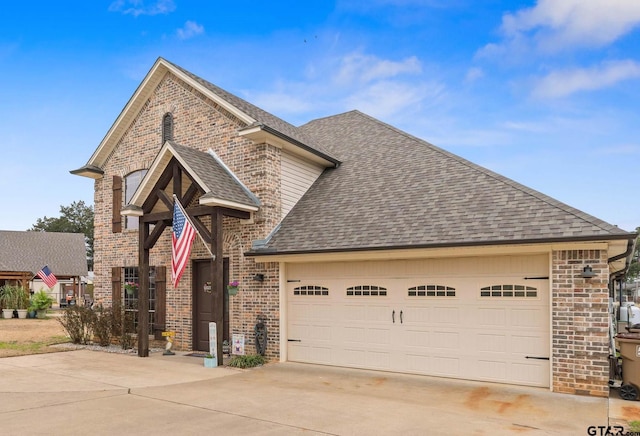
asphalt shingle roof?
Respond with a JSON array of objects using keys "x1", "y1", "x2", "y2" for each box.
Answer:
[
  {"x1": 258, "y1": 110, "x2": 631, "y2": 254},
  {"x1": 169, "y1": 142, "x2": 260, "y2": 209},
  {"x1": 0, "y1": 231, "x2": 88, "y2": 276}
]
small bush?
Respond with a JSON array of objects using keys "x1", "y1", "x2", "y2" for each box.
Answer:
[
  {"x1": 92, "y1": 305, "x2": 115, "y2": 347},
  {"x1": 111, "y1": 302, "x2": 136, "y2": 349},
  {"x1": 58, "y1": 306, "x2": 96, "y2": 344},
  {"x1": 227, "y1": 354, "x2": 267, "y2": 368}
]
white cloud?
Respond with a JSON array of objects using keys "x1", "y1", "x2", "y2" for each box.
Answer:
[
  {"x1": 108, "y1": 0, "x2": 176, "y2": 17},
  {"x1": 464, "y1": 67, "x2": 484, "y2": 83},
  {"x1": 334, "y1": 53, "x2": 422, "y2": 85},
  {"x1": 532, "y1": 59, "x2": 640, "y2": 98},
  {"x1": 344, "y1": 80, "x2": 444, "y2": 119},
  {"x1": 479, "y1": 0, "x2": 640, "y2": 56},
  {"x1": 176, "y1": 21, "x2": 204, "y2": 40}
]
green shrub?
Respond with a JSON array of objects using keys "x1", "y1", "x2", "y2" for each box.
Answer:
[
  {"x1": 227, "y1": 354, "x2": 267, "y2": 368},
  {"x1": 111, "y1": 302, "x2": 136, "y2": 349},
  {"x1": 92, "y1": 305, "x2": 116, "y2": 347},
  {"x1": 58, "y1": 305, "x2": 96, "y2": 344}
]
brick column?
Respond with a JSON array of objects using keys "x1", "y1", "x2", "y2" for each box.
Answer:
[{"x1": 552, "y1": 249, "x2": 609, "y2": 396}]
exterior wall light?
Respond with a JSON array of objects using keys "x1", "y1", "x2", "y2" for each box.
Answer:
[{"x1": 580, "y1": 265, "x2": 596, "y2": 279}]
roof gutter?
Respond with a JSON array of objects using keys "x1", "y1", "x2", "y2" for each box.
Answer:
[
  {"x1": 246, "y1": 233, "x2": 637, "y2": 257},
  {"x1": 609, "y1": 234, "x2": 638, "y2": 282}
]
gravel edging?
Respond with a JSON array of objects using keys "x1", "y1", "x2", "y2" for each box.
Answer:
[{"x1": 52, "y1": 342, "x2": 164, "y2": 355}]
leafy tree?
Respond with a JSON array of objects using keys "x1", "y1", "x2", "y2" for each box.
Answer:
[
  {"x1": 29, "y1": 200, "x2": 94, "y2": 270},
  {"x1": 628, "y1": 227, "x2": 640, "y2": 283}
]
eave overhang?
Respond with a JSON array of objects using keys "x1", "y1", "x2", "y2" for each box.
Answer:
[
  {"x1": 69, "y1": 165, "x2": 104, "y2": 179},
  {"x1": 247, "y1": 233, "x2": 637, "y2": 273},
  {"x1": 239, "y1": 123, "x2": 340, "y2": 168}
]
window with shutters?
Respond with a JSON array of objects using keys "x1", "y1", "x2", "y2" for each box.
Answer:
[
  {"x1": 162, "y1": 112, "x2": 174, "y2": 144},
  {"x1": 124, "y1": 170, "x2": 148, "y2": 230},
  {"x1": 117, "y1": 266, "x2": 166, "y2": 335}
]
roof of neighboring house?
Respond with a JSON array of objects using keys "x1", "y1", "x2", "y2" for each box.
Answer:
[
  {"x1": 253, "y1": 111, "x2": 633, "y2": 254},
  {"x1": 0, "y1": 231, "x2": 88, "y2": 276}
]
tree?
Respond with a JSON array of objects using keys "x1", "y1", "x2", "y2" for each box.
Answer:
[
  {"x1": 627, "y1": 227, "x2": 640, "y2": 284},
  {"x1": 29, "y1": 200, "x2": 94, "y2": 270}
]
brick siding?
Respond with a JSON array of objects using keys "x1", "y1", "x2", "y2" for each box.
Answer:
[
  {"x1": 93, "y1": 72, "x2": 282, "y2": 358},
  {"x1": 552, "y1": 249, "x2": 610, "y2": 397}
]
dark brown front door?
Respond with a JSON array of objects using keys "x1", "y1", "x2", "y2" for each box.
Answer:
[{"x1": 193, "y1": 258, "x2": 229, "y2": 351}]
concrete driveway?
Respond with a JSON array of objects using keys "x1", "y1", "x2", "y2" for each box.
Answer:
[{"x1": 0, "y1": 350, "x2": 624, "y2": 435}]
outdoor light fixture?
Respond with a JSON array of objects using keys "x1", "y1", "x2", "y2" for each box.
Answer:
[
  {"x1": 580, "y1": 265, "x2": 596, "y2": 279},
  {"x1": 253, "y1": 274, "x2": 265, "y2": 282}
]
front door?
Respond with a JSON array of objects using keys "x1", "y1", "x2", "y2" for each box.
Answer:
[{"x1": 193, "y1": 258, "x2": 229, "y2": 351}]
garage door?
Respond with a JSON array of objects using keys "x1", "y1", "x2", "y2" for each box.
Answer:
[{"x1": 286, "y1": 256, "x2": 550, "y2": 387}]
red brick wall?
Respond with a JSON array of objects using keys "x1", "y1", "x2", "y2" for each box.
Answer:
[
  {"x1": 93, "y1": 72, "x2": 282, "y2": 357},
  {"x1": 552, "y1": 249, "x2": 610, "y2": 397}
]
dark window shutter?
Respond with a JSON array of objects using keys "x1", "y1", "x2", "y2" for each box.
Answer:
[
  {"x1": 154, "y1": 265, "x2": 167, "y2": 339},
  {"x1": 111, "y1": 266, "x2": 121, "y2": 309},
  {"x1": 112, "y1": 175, "x2": 122, "y2": 233},
  {"x1": 162, "y1": 113, "x2": 173, "y2": 144}
]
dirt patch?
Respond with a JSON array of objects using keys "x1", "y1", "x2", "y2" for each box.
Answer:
[{"x1": 0, "y1": 314, "x2": 68, "y2": 358}]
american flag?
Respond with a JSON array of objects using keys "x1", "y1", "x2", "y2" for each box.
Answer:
[
  {"x1": 171, "y1": 198, "x2": 196, "y2": 288},
  {"x1": 37, "y1": 265, "x2": 58, "y2": 288}
]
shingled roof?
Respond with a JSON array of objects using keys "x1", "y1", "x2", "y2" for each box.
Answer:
[
  {"x1": 253, "y1": 110, "x2": 632, "y2": 254},
  {"x1": 0, "y1": 231, "x2": 88, "y2": 276},
  {"x1": 168, "y1": 141, "x2": 261, "y2": 210}
]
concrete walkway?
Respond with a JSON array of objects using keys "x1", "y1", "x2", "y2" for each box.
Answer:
[{"x1": 0, "y1": 349, "x2": 632, "y2": 435}]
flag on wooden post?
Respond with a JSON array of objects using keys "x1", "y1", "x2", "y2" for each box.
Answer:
[
  {"x1": 37, "y1": 265, "x2": 58, "y2": 288},
  {"x1": 171, "y1": 198, "x2": 196, "y2": 288}
]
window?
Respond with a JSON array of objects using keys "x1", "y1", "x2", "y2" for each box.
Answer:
[
  {"x1": 293, "y1": 285, "x2": 329, "y2": 296},
  {"x1": 122, "y1": 267, "x2": 157, "y2": 333},
  {"x1": 408, "y1": 285, "x2": 456, "y2": 297},
  {"x1": 162, "y1": 112, "x2": 174, "y2": 144},
  {"x1": 346, "y1": 285, "x2": 387, "y2": 296},
  {"x1": 480, "y1": 284, "x2": 538, "y2": 298},
  {"x1": 124, "y1": 169, "x2": 148, "y2": 229}
]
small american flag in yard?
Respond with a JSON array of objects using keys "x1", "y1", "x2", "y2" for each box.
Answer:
[
  {"x1": 37, "y1": 265, "x2": 58, "y2": 288},
  {"x1": 171, "y1": 198, "x2": 196, "y2": 288}
]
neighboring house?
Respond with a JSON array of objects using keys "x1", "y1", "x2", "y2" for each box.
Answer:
[
  {"x1": 71, "y1": 57, "x2": 636, "y2": 397},
  {"x1": 0, "y1": 230, "x2": 88, "y2": 298}
]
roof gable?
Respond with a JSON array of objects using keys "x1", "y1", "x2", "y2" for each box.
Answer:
[
  {"x1": 72, "y1": 58, "x2": 338, "y2": 179},
  {"x1": 125, "y1": 141, "x2": 259, "y2": 214}
]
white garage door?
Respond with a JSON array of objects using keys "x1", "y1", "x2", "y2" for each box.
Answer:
[{"x1": 286, "y1": 255, "x2": 550, "y2": 387}]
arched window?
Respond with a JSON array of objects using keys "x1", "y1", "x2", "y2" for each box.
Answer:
[
  {"x1": 162, "y1": 112, "x2": 174, "y2": 144},
  {"x1": 124, "y1": 169, "x2": 148, "y2": 229}
]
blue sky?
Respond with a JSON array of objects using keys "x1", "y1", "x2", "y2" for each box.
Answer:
[{"x1": 1, "y1": 0, "x2": 639, "y2": 232}]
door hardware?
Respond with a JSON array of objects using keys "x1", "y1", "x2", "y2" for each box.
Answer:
[
  {"x1": 400, "y1": 310, "x2": 403, "y2": 324},
  {"x1": 392, "y1": 310, "x2": 395, "y2": 323}
]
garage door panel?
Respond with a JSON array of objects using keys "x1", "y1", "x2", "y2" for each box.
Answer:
[
  {"x1": 288, "y1": 344, "x2": 333, "y2": 364},
  {"x1": 511, "y1": 308, "x2": 546, "y2": 328},
  {"x1": 287, "y1": 262, "x2": 550, "y2": 388},
  {"x1": 431, "y1": 356, "x2": 460, "y2": 376},
  {"x1": 477, "y1": 333, "x2": 507, "y2": 352},
  {"x1": 511, "y1": 362, "x2": 547, "y2": 384},
  {"x1": 431, "y1": 306, "x2": 459, "y2": 324},
  {"x1": 476, "y1": 307, "x2": 507, "y2": 327},
  {"x1": 404, "y1": 329, "x2": 429, "y2": 348},
  {"x1": 431, "y1": 330, "x2": 459, "y2": 349}
]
